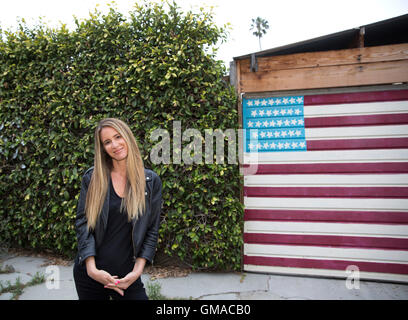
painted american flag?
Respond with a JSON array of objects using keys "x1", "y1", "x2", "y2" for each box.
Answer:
[
  {"x1": 242, "y1": 89, "x2": 408, "y2": 282},
  {"x1": 243, "y1": 95, "x2": 306, "y2": 152}
]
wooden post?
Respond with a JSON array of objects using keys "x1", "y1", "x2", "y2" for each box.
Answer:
[{"x1": 359, "y1": 26, "x2": 365, "y2": 48}]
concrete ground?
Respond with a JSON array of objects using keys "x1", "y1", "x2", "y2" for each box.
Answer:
[{"x1": 1, "y1": 252, "x2": 408, "y2": 300}]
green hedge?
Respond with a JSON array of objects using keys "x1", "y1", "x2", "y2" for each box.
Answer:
[{"x1": 0, "y1": 1, "x2": 243, "y2": 270}]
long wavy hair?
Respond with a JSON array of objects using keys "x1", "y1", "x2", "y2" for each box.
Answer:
[{"x1": 85, "y1": 118, "x2": 146, "y2": 230}]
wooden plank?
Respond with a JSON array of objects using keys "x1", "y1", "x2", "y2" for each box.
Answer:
[
  {"x1": 244, "y1": 196, "x2": 408, "y2": 211},
  {"x1": 244, "y1": 173, "x2": 408, "y2": 186},
  {"x1": 236, "y1": 59, "x2": 243, "y2": 95},
  {"x1": 244, "y1": 256, "x2": 408, "y2": 278},
  {"x1": 244, "y1": 243, "x2": 408, "y2": 263},
  {"x1": 239, "y1": 60, "x2": 408, "y2": 93},
  {"x1": 243, "y1": 149, "x2": 408, "y2": 164},
  {"x1": 358, "y1": 27, "x2": 365, "y2": 48},
  {"x1": 244, "y1": 221, "x2": 408, "y2": 238},
  {"x1": 304, "y1": 89, "x2": 408, "y2": 105},
  {"x1": 304, "y1": 100, "x2": 408, "y2": 117},
  {"x1": 306, "y1": 138, "x2": 408, "y2": 151},
  {"x1": 244, "y1": 185, "x2": 408, "y2": 198},
  {"x1": 244, "y1": 233, "x2": 408, "y2": 250},
  {"x1": 239, "y1": 43, "x2": 408, "y2": 73},
  {"x1": 242, "y1": 163, "x2": 408, "y2": 174},
  {"x1": 244, "y1": 208, "x2": 408, "y2": 224},
  {"x1": 243, "y1": 264, "x2": 408, "y2": 283},
  {"x1": 305, "y1": 113, "x2": 408, "y2": 128},
  {"x1": 306, "y1": 124, "x2": 408, "y2": 139}
]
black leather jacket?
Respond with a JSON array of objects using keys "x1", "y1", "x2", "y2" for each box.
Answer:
[{"x1": 75, "y1": 167, "x2": 162, "y2": 266}]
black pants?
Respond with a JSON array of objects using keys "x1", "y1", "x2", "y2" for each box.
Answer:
[{"x1": 73, "y1": 263, "x2": 148, "y2": 300}]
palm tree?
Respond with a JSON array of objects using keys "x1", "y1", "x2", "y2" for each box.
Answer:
[{"x1": 250, "y1": 17, "x2": 269, "y2": 50}]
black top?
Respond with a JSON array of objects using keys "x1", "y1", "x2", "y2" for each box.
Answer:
[{"x1": 95, "y1": 179, "x2": 134, "y2": 277}]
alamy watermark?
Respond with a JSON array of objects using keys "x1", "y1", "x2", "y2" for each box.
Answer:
[
  {"x1": 345, "y1": 265, "x2": 360, "y2": 290},
  {"x1": 45, "y1": 265, "x2": 60, "y2": 290},
  {"x1": 149, "y1": 121, "x2": 259, "y2": 174}
]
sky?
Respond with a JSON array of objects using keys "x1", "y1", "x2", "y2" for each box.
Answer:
[{"x1": 1, "y1": 0, "x2": 408, "y2": 68}]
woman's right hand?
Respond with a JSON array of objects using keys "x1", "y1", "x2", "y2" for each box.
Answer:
[
  {"x1": 89, "y1": 269, "x2": 124, "y2": 296},
  {"x1": 85, "y1": 256, "x2": 124, "y2": 296}
]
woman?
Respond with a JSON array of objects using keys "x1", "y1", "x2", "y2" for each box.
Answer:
[{"x1": 73, "y1": 118, "x2": 162, "y2": 300}]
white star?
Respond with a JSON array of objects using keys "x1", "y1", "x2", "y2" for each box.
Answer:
[
  {"x1": 259, "y1": 110, "x2": 265, "y2": 117},
  {"x1": 248, "y1": 121, "x2": 253, "y2": 127},
  {"x1": 283, "y1": 98, "x2": 289, "y2": 104},
  {"x1": 268, "y1": 99, "x2": 274, "y2": 105},
  {"x1": 284, "y1": 142, "x2": 290, "y2": 149},
  {"x1": 257, "y1": 143, "x2": 262, "y2": 149},
  {"x1": 280, "y1": 109, "x2": 286, "y2": 116},
  {"x1": 297, "y1": 97, "x2": 303, "y2": 104},
  {"x1": 269, "y1": 120, "x2": 275, "y2": 127},
  {"x1": 260, "y1": 131, "x2": 266, "y2": 138},
  {"x1": 247, "y1": 100, "x2": 253, "y2": 106},
  {"x1": 266, "y1": 110, "x2": 272, "y2": 116},
  {"x1": 261, "y1": 99, "x2": 267, "y2": 106},
  {"x1": 263, "y1": 120, "x2": 269, "y2": 127},
  {"x1": 255, "y1": 121, "x2": 262, "y2": 127},
  {"x1": 291, "y1": 119, "x2": 297, "y2": 126},
  {"x1": 263, "y1": 142, "x2": 269, "y2": 149},
  {"x1": 267, "y1": 131, "x2": 273, "y2": 138},
  {"x1": 295, "y1": 109, "x2": 301, "y2": 115},
  {"x1": 251, "y1": 110, "x2": 257, "y2": 117},
  {"x1": 255, "y1": 100, "x2": 260, "y2": 106},
  {"x1": 276, "y1": 98, "x2": 282, "y2": 105},
  {"x1": 278, "y1": 143, "x2": 284, "y2": 149},
  {"x1": 287, "y1": 109, "x2": 293, "y2": 115},
  {"x1": 274, "y1": 131, "x2": 280, "y2": 138},
  {"x1": 288, "y1": 130, "x2": 295, "y2": 137},
  {"x1": 277, "y1": 120, "x2": 283, "y2": 126},
  {"x1": 248, "y1": 143, "x2": 255, "y2": 149},
  {"x1": 281, "y1": 131, "x2": 287, "y2": 137},
  {"x1": 284, "y1": 119, "x2": 290, "y2": 126},
  {"x1": 252, "y1": 131, "x2": 258, "y2": 138},
  {"x1": 289, "y1": 97, "x2": 296, "y2": 104},
  {"x1": 298, "y1": 119, "x2": 304, "y2": 126},
  {"x1": 291, "y1": 142, "x2": 298, "y2": 148},
  {"x1": 299, "y1": 142, "x2": 306, "y2": 148},
  {"x1": 270, "y1": 142, "x2": 276, "y2": 149},
  {"x1": 273, "y1": 109, "x2": 279, "y2": 116},
  {"x1": 295, "y1": 130, "x2": 302, "y2": 136}
]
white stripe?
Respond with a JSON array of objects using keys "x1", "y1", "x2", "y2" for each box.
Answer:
[
  {"x1": 304, "y1": 100, "x2": 408, "y2": 117},
  {"x1": 243, "y1": 264, "x2": 408, "y2": 283},
  {"x1": 244, "y1": 174, "x2": 408, "y2": 186},
  {"x1": 244, "y1": 244, "x2": 408, "y2": 264},
  {"x1": 244, "y1": 221, "x2": 408, "y2": 238},
  {"x1": 244, "y1": 197, "x2": 408, "y2": 212},
  {"x1": 306, "y1": 124, "x2": 408, "y2": 140},
  {"x1": 243, "y1": 149, "x2": 408, "y2": 164}
]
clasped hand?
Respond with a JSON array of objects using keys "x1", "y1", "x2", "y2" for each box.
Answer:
[{"x1": 89, "y1": 269, "x2": 140, "y2": 296}]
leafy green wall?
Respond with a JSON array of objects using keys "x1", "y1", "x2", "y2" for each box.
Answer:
[{"x1": 0, "y1": 1, "x2": 243, "y2": 271}]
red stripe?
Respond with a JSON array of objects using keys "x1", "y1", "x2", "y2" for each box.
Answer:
[
  {"x1": 307, "y1": 138, "x2": 408, "y2": 150},
  {"x1": 304, "y1": 89, "x2": 408, "y2": 106},
  {"x1": 244, "y1": 209, "x2": 408, "y2": 224},
  {"x1": 242, "y1": 163, "x2": 408, "y2": 174},
  {"x1": 243, "y1": 255, "x2": 408, "y2": 275},
  {"x1": 244, "y1": 186, "x2": 408, "y2": 198},
  {"x1": 305, "y1": 113, "x2": 408, "y2": 128},
  {"x1": 244, "y1": 233, "x2": 408, "y2": 250}
]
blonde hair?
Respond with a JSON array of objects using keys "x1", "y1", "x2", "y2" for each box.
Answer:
[{"x1": 85, "y1": 118, "x2": 146, "y2": 230}]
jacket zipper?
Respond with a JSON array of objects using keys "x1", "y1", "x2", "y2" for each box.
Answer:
[
  {"x1": 132, "y1": 172, "x2": 150, "y2": 263},
  {"x1": 132, "y1": 220, "x2": 136, "y2": 262}
]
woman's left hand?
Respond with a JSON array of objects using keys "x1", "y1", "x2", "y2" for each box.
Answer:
[
  {"x1": 105, "y1": 271, "x2": 141, "y2": 291},
  {"x1": 105, "y1": 258, "x2": 146, "y2": 291}
]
